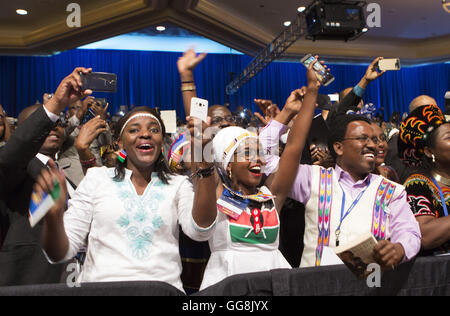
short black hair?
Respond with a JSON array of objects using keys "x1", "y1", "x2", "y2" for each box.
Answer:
[{"x1": 327, "y1": 114, "x2": 372, "y2": 159}]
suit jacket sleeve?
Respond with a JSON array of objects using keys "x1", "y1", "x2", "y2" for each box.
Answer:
[{"x1": 0, "y1": 106, "x2": 56, "y2": 169}]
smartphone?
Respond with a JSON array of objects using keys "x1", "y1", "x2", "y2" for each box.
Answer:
[
  {"x1": 80, "y1": 72, "x2": 117, "y2": 93},
  {"x1": 328, "y1": 94, "x2": 339, "y2": 102},
  {"x1": 190, "y1": 97, "x2": 208, "y2": 122},
  {"x1": 378, "y1": 58, "x2": 401, "y2": 71},
  {"x1": 82, "y1": 108, "x2": 96, "y2": 124},
  {"x1": 300, "y1": 54, "x2": 335, "y2": 87}
]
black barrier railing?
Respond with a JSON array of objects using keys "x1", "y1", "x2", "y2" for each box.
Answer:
[{"x1": 0, "y1": 256, "x2": 449, "y2": 296}]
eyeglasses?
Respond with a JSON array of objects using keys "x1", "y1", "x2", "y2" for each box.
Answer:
[
  {"x1": 211, "y1": 116, "x2": 235, "y2": 125},
  {"x1": 341, "y1": 135, "x2": 380, "y2": 145}
]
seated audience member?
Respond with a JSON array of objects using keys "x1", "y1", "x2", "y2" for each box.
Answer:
[
  {"x1": 260, "y1": 112, "x2": 422, "y2": 269},
  {"x1": 0, "y1": 67, "x2": 93, "y2": 285},
  {"x1": 37, "y1": 106, "x2": 217, "y2": 293},
  {"x1": 0, "y1": 105, "x2": 11, "y2": 148},
  {"x1": 371, "y1": 121, "x2": 400, "y2": 183},
  {"x1": 59, "y1": 97, "x2": 111, "y2": 187},
  {"x1": 385, "y1": 95, "x2": 438, "y2": 184},
  {"x1": 398, "y1": 104, "x2": 450, "y2": 256},
  {"x1": 199, "y1": 57, "x2": 321, "y2": 290}
]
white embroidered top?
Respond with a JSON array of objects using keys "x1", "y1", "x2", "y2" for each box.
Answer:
[{"x1": 47, "y1": 167, "x2": 215, "y2": 292}]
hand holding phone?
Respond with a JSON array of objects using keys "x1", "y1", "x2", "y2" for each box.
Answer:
[
  {"x1": 80, "y1": 72, "x2": 118, "y2": 93},
  {"x1": 190, "y1": 97, "x2": 208, "y2": 122},
  {"x1": 300, "y1": 54, "x2": 335, "y2": 87}
]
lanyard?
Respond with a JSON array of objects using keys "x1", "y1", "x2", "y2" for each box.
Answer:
[
  {"x1": 335, "y1": 181, "x2": 370, "y2": 246},
  {"x1": 431, "y1": 177, "x2": 449, "y2": 217}
]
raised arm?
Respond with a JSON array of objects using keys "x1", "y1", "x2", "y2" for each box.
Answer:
[
  {"x1": 0, "y1": 67, "x2": 92, "y2": 170},
  {"x1": 75, "y1": 116, "x2": 108, "y2": 174},
  {"x1": 177, "y1": 48, "x2": 207, "y2": 116},
  {"x1": 268, "y1": 58, "x2": 321, "y2": 210},
  {"x1": 328, "y1": 57, "x2": 385, "y2": 122},
  {"x1": 186, "y1": 116, "x2": 218, "y2": 228}
]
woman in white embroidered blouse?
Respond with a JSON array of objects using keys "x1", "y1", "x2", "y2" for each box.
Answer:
[{"x1": 35, "y1": 106, "x2": 217, "y2": 292}]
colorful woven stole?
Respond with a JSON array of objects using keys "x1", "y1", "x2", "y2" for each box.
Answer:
[
  {"x1": 315, "y1": 168, "x2": 333, "y2": 267},
  {"x1": 371, "y1": 179, "x2": 396, "y2": 240}
]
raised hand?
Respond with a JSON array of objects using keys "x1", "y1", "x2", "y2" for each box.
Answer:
[
  {"x1": 254, "y1": 99, "x2": 280, "y2": 126},
  {"x1": 33, "y1": 159, "x2": 68, "y2": 217},
  {"x1": 46, "y1": 67, "x2": 93, "y2": 115},
  {"x1": 177, "y1": 48, "x2": 207, "y2": 78},
  {"x1": 364, "y1": 57, "x2": 386, "y2": 82},
  {"x1": 75, "y1": 116, "x2": 108, "y2": 152}
]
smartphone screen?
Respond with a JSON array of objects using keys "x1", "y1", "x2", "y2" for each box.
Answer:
[
  {"x1": 378, "y1": 58, "x2": 401, "y2": 71},
  {"x1": 302, "y1": 55, "x2": 327, "y2": 82},
  {"x1": 301, "y1": 54, "x2": 335, "y2": 86}
]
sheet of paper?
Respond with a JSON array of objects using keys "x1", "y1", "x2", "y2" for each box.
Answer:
[{"x1": 160, "y1": 110, "x2": 177, "y2": 134}]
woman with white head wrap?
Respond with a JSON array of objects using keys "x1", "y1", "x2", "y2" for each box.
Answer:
[{"x1": 199, "y1": 58, "x2": 324, "y2": 289}]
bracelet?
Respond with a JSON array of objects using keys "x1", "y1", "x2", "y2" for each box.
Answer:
[
  {"x1": 190, "y1": 165, "x2": 215, "y2": 180},
  {"x1": 181, "y1": 80, "x2": 194, "y2": 84},
  {"x1": 181, "y1": 85, "x2": 196, "y2": 92}
]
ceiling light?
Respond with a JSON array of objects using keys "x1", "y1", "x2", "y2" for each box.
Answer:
[
  {"x1": 284, "y1": 21, "x2": 292, "y2": 27},
  {"x1": 156, "y1": 26, "x2": 166, "y2": 32},
  {"x1": 297, "y1": 6, "x2": 306, "y2": 13},
  {"x1": 16, "y1": 9, "x2": 28, "y2": 15}
]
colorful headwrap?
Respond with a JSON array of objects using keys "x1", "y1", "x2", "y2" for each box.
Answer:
[
  {"x1": 398, "y1": 104, "x2": 446, "y2": 167},
  {"x1": 167, "y1": 132, "x2": 190, "y2": 172}
]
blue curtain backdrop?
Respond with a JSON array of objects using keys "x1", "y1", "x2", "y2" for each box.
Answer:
[{"x1": 0, "y1": 49, "x2": 448, "y2": 120}]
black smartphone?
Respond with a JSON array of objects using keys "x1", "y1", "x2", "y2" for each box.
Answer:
[
  {"x1": 80, "y1": 72, "x2": 117, "y2": 93},
  {"x1": 300, "y1": 54, "x2": 335, "y2": 87}
]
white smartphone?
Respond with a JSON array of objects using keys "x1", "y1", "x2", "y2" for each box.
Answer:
[
  {"x1": 300, "y1": 54, "x2": 335, "y2": 87},
  {"x1": 378, "y1": 58, "x2": 401, "y2": 71},
  {"x1": 190, "y1": 97, "x2": 208, "y2": 122}
]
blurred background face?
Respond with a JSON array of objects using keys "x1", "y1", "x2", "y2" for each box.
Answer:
[
  {"x1": 371, "y1": 123, "x2": 388, "y2": 167},
  {"x1": 209, "y1": 106, "x2": 235, "y2": 129},
  {"x1": 67, "y1": 100, "x2": 82, "y2": 118}
]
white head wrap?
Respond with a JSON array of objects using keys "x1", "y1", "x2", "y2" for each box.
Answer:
[
  {"x1": 119, "y1": 113, "x2": 162, "y2": 137},
  {"x1": 212, "y1": 126, "x2": 258, "y2": 171}
]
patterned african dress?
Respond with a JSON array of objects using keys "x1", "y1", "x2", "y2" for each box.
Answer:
[
  {"x1": 405, "y1": 173, "x2": 450, "y2": 256},
  {"x1": 44, "y1": 167, "x2": 216, "y2": 293},
  {"x1": 200, "y1": 186, "x2": 291, "y2": 290}
]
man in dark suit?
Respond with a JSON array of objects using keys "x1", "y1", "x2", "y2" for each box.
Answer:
[{"x1": 0, "y1": 67, "x2": 93, "y2": 285}]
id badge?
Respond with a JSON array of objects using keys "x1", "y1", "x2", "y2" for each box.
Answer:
[{"x1": 217, "y1": 192, "x2": 248, "y2": 220}]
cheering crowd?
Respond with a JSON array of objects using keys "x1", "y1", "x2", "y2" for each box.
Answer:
[{"x1": 0, "y1": 50, "x2": 448, "y2": 294}]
